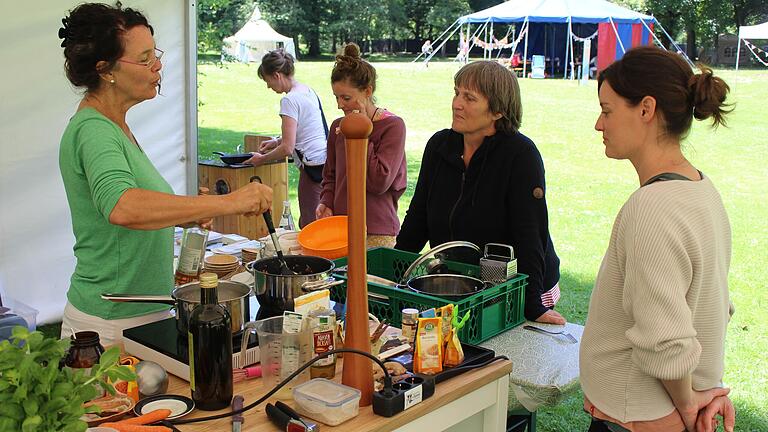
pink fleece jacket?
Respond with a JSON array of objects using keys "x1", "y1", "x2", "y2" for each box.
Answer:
[{"x1": 319, "y1": 114, "x2": 407, "y2": 236}]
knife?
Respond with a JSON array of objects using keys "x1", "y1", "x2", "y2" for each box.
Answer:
[
  {"x1": 266, "y1": 402, "x2": 320, "y2": 432},
  {"x1": 231, "y1": 395, "x2": 244, "y2": 432}
]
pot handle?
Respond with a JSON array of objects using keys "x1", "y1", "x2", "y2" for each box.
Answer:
[
  {"x1": 400, "y1": 241, "x2": 481, "y2": 285},
  {"x1": 101, "y1": 293, "x2": 176, "y2": 305},
  {"x1": 301, "y1": 277, "x2": 344, "y2": 292}
]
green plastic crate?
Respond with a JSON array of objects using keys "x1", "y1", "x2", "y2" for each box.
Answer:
[{"x1": 330, "y1": 248, "x2": 527, "y2": 344}]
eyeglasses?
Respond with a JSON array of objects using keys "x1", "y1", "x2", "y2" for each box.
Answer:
[{"x1": 117, "y1": 48, "x2": 164, "y2": 69}]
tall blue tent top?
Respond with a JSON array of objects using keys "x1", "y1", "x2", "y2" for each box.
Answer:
[{"x1": 458, "y1": 0, "x2": 656, "y2": 25}]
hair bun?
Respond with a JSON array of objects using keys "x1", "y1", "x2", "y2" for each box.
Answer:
[
  {"x1": 342, "y1": 43, "x2": 361, "y2": 59},
  {"x1": 689, "y1": 65, "x2": 731, "y2": 126}
]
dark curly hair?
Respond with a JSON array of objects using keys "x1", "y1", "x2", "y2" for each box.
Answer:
[
  {"x1": 598, "y1": 46, "x2": 731, "y2": 139},
  {"x1": 59, "y1": 2, "x2": 153, "y2": 92}
]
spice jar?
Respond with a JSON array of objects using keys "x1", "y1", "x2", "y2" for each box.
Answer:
[{"x1": 401, "y1": 308, "x2": 419, "y2": 346}]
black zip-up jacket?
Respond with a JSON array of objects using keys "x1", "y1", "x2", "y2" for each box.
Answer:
[{"x1": 395, "y1": 128, "x2": 560, "y2": 321}]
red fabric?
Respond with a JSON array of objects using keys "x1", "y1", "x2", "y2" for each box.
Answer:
[
  {"x1": 597, "y1": 23, "x2": 616, "y2": 72},
  {"x1": 631, "y1": 23, "x2": 642, "y2": 48}
]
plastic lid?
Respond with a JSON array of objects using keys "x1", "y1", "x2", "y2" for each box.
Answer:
[{"x1": 293, "y1": 378, "x2": 361, "y2": 407}]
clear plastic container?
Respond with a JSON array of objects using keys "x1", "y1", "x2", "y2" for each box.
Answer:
[
  {"x1": 292, "y1": 378, "x2": 361, "y2": 426},
  {"x1": 0, "y1": 297, "x2": 38, "y2": 341}
]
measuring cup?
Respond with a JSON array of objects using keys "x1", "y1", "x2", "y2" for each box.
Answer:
[{"x1": 255, "y1": 316, "x2": 311, "y2": 399}]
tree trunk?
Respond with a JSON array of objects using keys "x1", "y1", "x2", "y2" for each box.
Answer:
[
  {"x1": 686, "y1": 27, "x2": 697, "y2": 60},
  {"x1": 332, "y1": 32, "x2": 337, "y2": 54},
  {"x1": 308, "y1": 30, "x2": 320, "y2": 57}
]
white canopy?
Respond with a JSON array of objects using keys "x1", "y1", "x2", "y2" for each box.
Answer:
[
  {"x1": 739, "y1": 21, "x2": 768, "y2": 40},
  {"x1": 736, "y1": 21, "x2": 768, "y2": 70},
  {"x1": 223, "y1": 6, "x2": 297, "y2": 62},
  {"x1": 0, "y1": 0, "x2": 197, "y2": 323}
]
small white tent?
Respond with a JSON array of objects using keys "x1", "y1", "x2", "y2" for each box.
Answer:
[
  {"x1": 736, "y1": 21, "x2": 768, "y2": 69},
  {"x1": 223, "y1": 6, "x2": 296, "y2": 62}
]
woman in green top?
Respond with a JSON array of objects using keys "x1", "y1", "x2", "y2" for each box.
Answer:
[{"x1": 57, "y1": 3, "x2": 272, "y2": 345}]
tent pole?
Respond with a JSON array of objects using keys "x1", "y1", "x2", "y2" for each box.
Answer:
[
  {"x1": 465, "y1": 24, "x2": 469, "y2": 64},
  {"x1": 639, "y1": 18, "x2": 664, "y2": 49},
  {"x1": 608, "y1": 17, "x2": 626, "y2": 54},
  {"x1": 735, "y1": 36, "x2": 741, "y2": 72},
  {"x1": 420, "y1": 19, "x2": 461, "y2": 64},
  {"x1": 415, "y1": 19, "x2": 460, "y2": 63},
  {"x1": 569, "y1": 18, "x2": 576, "y2": 79},
  {"x1": 655, "y1": 20, "x2": 694, "y2": 66},
  {"x1": 564, "y1": 19, "x2": 571, "y2": 79},
  {"x1": 523, "y1": 16, "x2": 530, "y2": 78}
]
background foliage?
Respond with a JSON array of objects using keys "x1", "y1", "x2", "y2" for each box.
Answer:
[{"x1": 197, "y1": 0, "x2": 768, "y2": 60}]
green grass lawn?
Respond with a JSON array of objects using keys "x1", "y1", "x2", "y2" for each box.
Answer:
[{"x1": 197, "y1": 61, "x2": 768, "y2": 431}]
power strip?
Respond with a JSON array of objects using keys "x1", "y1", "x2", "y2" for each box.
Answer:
[{"x1": 372, "y1": 375, "x2": 436, "y2": 417}]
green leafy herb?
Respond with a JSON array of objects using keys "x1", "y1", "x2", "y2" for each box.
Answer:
[{"x1": 0, "y1": 326, "x2": 136, "y2": 432}]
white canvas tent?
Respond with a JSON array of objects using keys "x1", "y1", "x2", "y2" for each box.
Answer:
[
  {"x1": 736, "y1": 21, "x2": 768, "y2": 69},
  {"x1": 223, "y1": 6, "x2": 296, "y2": 62},
  {"x1": 0, "y1": 0, "x2": 197, "y2": 323}
]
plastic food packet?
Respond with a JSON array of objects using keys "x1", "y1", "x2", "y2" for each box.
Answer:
[
  {"x1": 443, "y1": 309, "x2": 470, "y2": 368},
  {"x1": 443, "y1": 329, "x2": 465, "y2": 368},
  {"x1": 438, "y1": 304, "x2": 454, "y2": 344},
  {"x1": 413, "y1": 317, "x2": 443, "y2": 375}
]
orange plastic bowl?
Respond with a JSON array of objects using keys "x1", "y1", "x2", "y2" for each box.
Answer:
[{"x1": 298, "y1": 216, "x2": 348, "y2": 259}]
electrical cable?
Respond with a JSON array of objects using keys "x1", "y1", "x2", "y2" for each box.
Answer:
[{"x1": 171, "y1": 347, "x2": 390, "y2": 425}]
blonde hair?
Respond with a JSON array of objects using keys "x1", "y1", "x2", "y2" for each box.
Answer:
[{"x1": 454, "y1": 61, "x2": 522, "y2": 134}]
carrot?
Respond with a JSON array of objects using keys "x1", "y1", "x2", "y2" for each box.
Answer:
[
  {"x1": 119, "y1": 408, "x2": 172, "y2": 425},
  {"x1": 99, "y1": 423, "x2": 171, "y2": 432}
]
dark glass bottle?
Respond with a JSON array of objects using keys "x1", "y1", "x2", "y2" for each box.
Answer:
[
  {"x1": 188, "y1": 273, "x2": 233, "y2": 410},
  {"x1": 65, "y1": 331, "x2": 105, "y2": 369},
  {"x1": 64, "y1": 331, "x2": 106, "y2": 397}
]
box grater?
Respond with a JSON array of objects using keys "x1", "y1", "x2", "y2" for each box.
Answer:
[{"x1": 480, "y1": 243, "x2": 517, "y2": 284}]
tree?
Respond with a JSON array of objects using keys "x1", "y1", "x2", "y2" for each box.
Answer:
[
  {"x1": 404, "y1": 0, "x2": 438, "y2": 40},
  {"x1": 427, "y1": 0, "x2": 472, "y2": 39},
  {"x1": 197, "y1": 0, "x2": 255, "y2": 54}
]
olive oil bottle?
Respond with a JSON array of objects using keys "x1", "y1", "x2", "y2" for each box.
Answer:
[{"x1": 188, "y1": 273, "x2": 233, "y2": 410}]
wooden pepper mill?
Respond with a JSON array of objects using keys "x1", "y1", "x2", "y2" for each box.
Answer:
[{"x1": 339, "y1": 111, "x2": 374, "y2": 406}]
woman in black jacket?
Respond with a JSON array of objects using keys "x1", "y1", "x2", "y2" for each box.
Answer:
[{"x1": 395, "y1": 61, "x2": 565, "y2": 324}]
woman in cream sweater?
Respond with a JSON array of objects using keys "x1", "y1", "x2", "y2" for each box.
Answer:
[{"x1": 580, "y1": 47, "x2": 735, "y2": 432}]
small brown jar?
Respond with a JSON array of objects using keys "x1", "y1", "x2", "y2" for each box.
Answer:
[{"x1": 65, "y1": 331, "x2": 105, "y2": 369}]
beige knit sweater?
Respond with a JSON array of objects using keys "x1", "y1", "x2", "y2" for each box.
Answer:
[{"x1": 580, "y1": 176, "x2": 732, "y2": 422}]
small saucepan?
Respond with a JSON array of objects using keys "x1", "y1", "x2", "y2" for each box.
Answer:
[
  {"x1": 405, "y1": 274, "x2": 488, "y2": 301},
  {"x1": 213, "y1": 151, "x2": 253, "y2": 165},
  {"x1": 101, "y1": 280, "x2": 251, "y2": 335}
]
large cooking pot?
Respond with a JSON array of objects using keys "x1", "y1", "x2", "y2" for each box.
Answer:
[
  {"x1": 406, "y1": 274, "x2": 488, "y2": 301},
  {"x1": 101, "y1": 280, "x2": 251, "y2": 335},
  {"x1": 246, "y1": 255, "x2": 343, "y2": 313}
]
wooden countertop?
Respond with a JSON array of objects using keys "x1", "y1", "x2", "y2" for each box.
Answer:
[{"x1": 166, "y1": 358, "x2": 512, "y2": 431}]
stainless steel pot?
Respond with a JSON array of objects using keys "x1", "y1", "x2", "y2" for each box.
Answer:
[
  {"x1": 246, "y1": 255, "x2": 343, "y2": 313},
  {"x1": 406, "y1": 274, "x2": 488, "y2": 301},
  {"x1": 101, "y1": 280, "x2": 252, "y2": 335}
]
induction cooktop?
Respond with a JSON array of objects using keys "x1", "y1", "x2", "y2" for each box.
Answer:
[{"x1": 122, "y1": 296, "x2": 261, "y2": 381}]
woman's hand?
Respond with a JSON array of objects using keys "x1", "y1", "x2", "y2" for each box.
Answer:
[
  {"x1": 534, "y1": 309, "x2": 566, "y2": 325},
  {"x1": 677, "y1": 387, "x2": 731, "y2": 432},
  {"x1": 259, "y1": 138, "x2": 279, "y2": 153},
  {"x1": 315, "y1": 203, "x2": 333, "y2": 219},
  {"x1": 228, "y1": 182, "x2": 273, "y2": 216},
  {"x1": 244, "y1": 152, "x2": 266, "y2": 166},
  {"x1": 696, "y1": 395, "x2": 735, "y2": 432}
]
